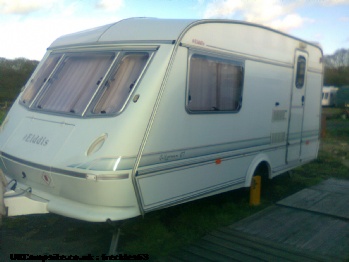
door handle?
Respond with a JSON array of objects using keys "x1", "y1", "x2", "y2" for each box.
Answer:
[{"x1": 302, "y1": 96, "x2": 305, "y2": 106}]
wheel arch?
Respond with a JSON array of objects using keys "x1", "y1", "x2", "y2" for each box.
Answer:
[{"x1": 244, "y1": 154, "x2": 272, "y2": 187}]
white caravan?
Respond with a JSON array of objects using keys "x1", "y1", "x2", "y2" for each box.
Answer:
[
  {"x1": 0, "y1": 18, "x2": 323, "y2": 222},
  {"x1": 322, "y1": 86, "x2": 337, "y2": 107}
]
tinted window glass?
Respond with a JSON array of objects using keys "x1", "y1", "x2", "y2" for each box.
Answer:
[{"x1": 295, "y1": 56, "x2": 306, "y2": 88}]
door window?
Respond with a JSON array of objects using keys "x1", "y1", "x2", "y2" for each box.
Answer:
[{"x1": 295, "y1": 56, "x2": 306, "y2": 89}]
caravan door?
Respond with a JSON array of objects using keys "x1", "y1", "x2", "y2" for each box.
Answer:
[{"x1": 286, "y1": 50, "x2": 308, "y2": 163}]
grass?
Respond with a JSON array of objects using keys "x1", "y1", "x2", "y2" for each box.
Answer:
[
  {"x1": 119, "y1": 189, "x2": 263, "y2": 256},
  {"x1": 1, "y1": 107, "x2": 349, "y2": 259},
  {"x1": 0, "y1": 109, "x2": 7, "y2": 123}
]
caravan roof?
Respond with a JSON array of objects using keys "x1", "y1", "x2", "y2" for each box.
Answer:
[
  {"x1": 49, "y1": 18, "x2": 323, "y2": 53},
  {"x1": 50, "y1": 18, "x2": 196, "y2": 48}
]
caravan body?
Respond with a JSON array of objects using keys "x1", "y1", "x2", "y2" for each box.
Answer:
[
  {"x1": 322, "y1": 86, "x2": 338, "y2": 107},
  {"x1": 0, "y1": 18, "x2": 323, "y2": 222}
]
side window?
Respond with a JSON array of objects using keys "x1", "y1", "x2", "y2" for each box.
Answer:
[
  {"x1": 295, "y1": 55, "x2": 306, "y2": 88},
  {"x1": 187, "y1": 54, "x2": 243, "y2": 112}
]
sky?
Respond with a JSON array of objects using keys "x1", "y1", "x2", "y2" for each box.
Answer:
[{"x1": 0, "y1": 0, "x2": 348, "y2": 60}]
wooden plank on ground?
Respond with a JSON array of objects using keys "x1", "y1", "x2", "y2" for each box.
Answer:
[
  {"x1": 164, "y1": 180, "x2": 349, "y2": 261},
  {"x1": 199, "y1": 235, "x2": 274, "y2": 262},
  {"x1": 231, "y1": 206, "x2": 348, "y2": 261},
  {"x1": 182, "y1": 244, "x2": 231, "y2": 261},
  {"x1": 278, "y1": 179, "x2": 349, "y2": 219},
  {"x1": 209, "y1": 228, "x2": 325, "y2": 262},
  {"x1": 169, "y1": 250, "x2": 212, "y2": 262}
]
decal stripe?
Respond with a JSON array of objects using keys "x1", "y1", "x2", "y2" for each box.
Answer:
[{"x1": 0, "y1": 152, "x2": 86, "y2": 178}]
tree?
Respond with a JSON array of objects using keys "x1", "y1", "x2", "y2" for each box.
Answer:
[
  {"x1": 0, "y1": 58, "x2": 39, "y2": 104},
  {"x1": 324, "y1": 48, "x2": 349, "y2": 87},
  {"x1": 325, "y1": 48, "x2": 349, "y2": 70}
]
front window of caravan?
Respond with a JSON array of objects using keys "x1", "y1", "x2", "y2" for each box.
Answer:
[
  {"x1": 21, "y1": 54, "x2": 63, "y2": 106},
  {"x1": 187, "y1": 54, "x2": 243, "y2": 112},
  {"x1": 93, "y1": 53, "x2": 149, "y2": 114},
  {"x1": 19, "y1": 51, "x2": 151, "y2": 116},
  {"x1": 36, "y1": 53, "x2": 115, "y2": 114}
]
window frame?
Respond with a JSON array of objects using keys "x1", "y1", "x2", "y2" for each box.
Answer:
[
  {"x1": 19, "y1": 49, "x2": 154, "y2": 118},
  {"x1": 186, "y1": 51, "x2": 245, "y2": 114}
]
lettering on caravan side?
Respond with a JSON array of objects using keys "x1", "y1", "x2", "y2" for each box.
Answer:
[{"x1": 23, "y1": 133, "x2": 49, "y2": 146}]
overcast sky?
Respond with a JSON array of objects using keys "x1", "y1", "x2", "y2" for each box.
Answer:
[{"x1": 0, "y1": 0, "x2": 348, "y2": 60}]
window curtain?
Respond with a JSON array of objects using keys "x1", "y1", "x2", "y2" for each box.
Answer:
[
  {"x1": 93, "y1": 53, "x2": 149, "y2": 114},
  {"x1": 218, "y1": 63, "x2": 241, "y2": 110},
  {"x1": 188, "y1": 56, "x2": 216, "y2": 111},
  {"x1": 21, "y1": 54, "x2": 62, "y2": 105},
  {"x1": 37, "y1": 53, "x2": 114, "y2": 114},
  {"x1": 188, "y1": 55, "x2": 242, "y2": 112}
]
